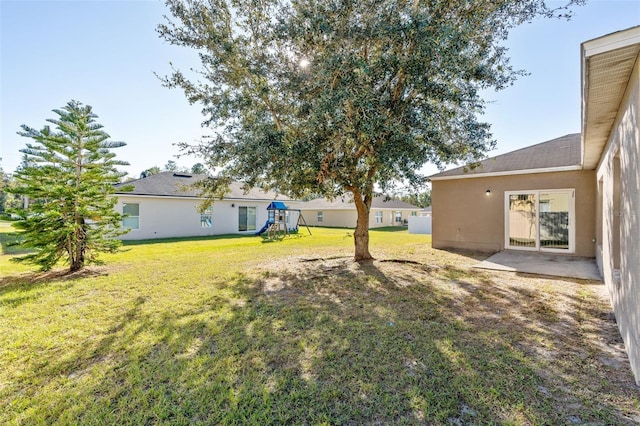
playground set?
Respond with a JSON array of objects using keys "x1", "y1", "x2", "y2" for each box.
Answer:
[{"x1": 254, "y1": 201, "x2": 311, "y2": 239}]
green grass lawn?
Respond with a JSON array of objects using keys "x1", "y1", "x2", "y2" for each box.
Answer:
[{"x1": 1, "y1": 223, "x2": 638, "y2": 425}]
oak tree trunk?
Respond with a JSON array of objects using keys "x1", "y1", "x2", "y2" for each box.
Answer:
[{"x1": 352, "y1": 190, "x2": 373, "y2": 261}]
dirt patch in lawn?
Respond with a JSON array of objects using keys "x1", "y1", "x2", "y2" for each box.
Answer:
[{"x1": 256, "y1": 249, "x2": 640, "y2": 424}]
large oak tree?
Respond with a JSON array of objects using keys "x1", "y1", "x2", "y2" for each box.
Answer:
[{"x1": 158, "y1": 0, "x2": 582, "y2": 260}]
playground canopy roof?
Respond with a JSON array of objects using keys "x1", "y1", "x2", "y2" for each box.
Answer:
[{"x1": 267, "y1": 201, "x2": 289, "y2": 210}]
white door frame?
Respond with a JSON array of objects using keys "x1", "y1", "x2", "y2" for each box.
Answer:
[{"x1": 504, "y1": 189, "x2": 575, "y2": 254}]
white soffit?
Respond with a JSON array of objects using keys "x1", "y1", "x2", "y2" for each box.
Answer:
[{"x1": 582, "y1": 27, "x2": 640, "y2": 169}]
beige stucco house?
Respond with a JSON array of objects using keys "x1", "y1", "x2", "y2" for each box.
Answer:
[
  {"x1": 430, "y1": 26, "x2": 640, "y2": 384},
  {"x1": 114, "y1": 172, "x2": 298, "y2": 240},
  {"x1": 301, "y1": 195, "x2": 422, "y2": 228},
  {"x1": 431, "y1": 133, "x2": 595, "y2": 255},
  {"x1": 584, "y1": 27, "x2": 640, "y2": 386}
]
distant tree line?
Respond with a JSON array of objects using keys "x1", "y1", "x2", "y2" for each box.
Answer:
[
  {"x1": 393, "y1": 191, "x2": 431, "y2": 208},
  {"x1": 0, "y1": 161, "x2": 23, "y2": 216}
]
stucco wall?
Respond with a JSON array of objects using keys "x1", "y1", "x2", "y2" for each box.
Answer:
[
  {"x1": 115, "y1": 196, "x2": 285, "y2": 240},
  {"x1": 301, "y1": 208, "x2": 418, "y2": 228},
  {"x1": 370, "y1": 209, "x2": 418, "y2": 228},
  {"x1": 431, "y1": 170, "x2": 596, "y2": 256},
  {"x1": 595, "y1": 55, "x2": 640, "y2": 384},
  {"x1": 302, "y1": 209, "x2": 358, "y2": 228}
]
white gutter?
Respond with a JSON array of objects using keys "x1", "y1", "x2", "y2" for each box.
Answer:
[
  {"x1": 582, "y1": 26, "x2": 640, "y2": 58},
  {"x1": 429, "y1": 165, "x2": 583, "y2": 181}
]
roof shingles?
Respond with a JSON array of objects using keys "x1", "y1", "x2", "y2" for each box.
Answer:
[
  {"x1": 114, "y1": 172, "x2": 285, "y2": 200},
  {"x1": 117, "y1": 173, "x2": 422, "y2": 209},
  {"x1": 430, "y1": 133, "x2": 582, "y2": 179}
]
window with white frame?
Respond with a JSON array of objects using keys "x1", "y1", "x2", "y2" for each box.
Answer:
[
  {"x1": 317, "y1": 211, "x2": 323, "y2": 223},
  {"x1": 200, "y1": 206, "x2": 213, "y2": 227},
  {"x1": 238, "y1": 206, "x2": 257, "y2": 231},
  {"x1": 122, "y1": 203, "x2": 140, "y2": 229},
  {"x1": 375, "y1": 211, "x2": 383, "y2": 224},
  {"x1": 411, "y1": 211, "x2": 417, "y2": 216},
  {"x1": 395, "y1": 211, "x2": 402, "y2": 223}
]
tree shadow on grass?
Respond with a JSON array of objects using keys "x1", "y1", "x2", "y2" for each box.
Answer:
[
  {"x1": 4, "y1": 259, "x2": 639, "y2": 424},
  {"x1": 121, "y1": 233, "x2": 251, "y2": 246},
  {"x1": 0, "y1": 267, "x2": 108, "y2": 309}
]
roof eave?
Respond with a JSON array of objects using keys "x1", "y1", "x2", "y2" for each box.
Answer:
[
  {"x1": 114, "y1": 193, "x2": 294, "y2": 202},
  {"x1": 429, "y1": 165, "x2": 583, "y2": 181},
  {"x1": 581, "y1": 26, "x2": 640, "y2": 170}
]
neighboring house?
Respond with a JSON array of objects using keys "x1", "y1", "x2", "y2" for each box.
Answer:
[
  {"x1": 430, "y1": 26, "x2": 640, "y2": 384},
  {"x1": 301, "y1": 195, "x2": 422, "y2": 228},
  {"x1": 114, "y1": 172, "x2": 298, "y2": 240}
]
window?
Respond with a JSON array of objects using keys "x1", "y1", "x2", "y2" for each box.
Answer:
[
  {"x1": 200, "y1": 206, "x2": 213, "y2": 227},
  {"x1": 317, "y1": 211, "x2": 323, "y2": 223},
  {"x1": 122, "y1": 203, "x2": 139, "y2": 229},
  {"x1": 395, "y1": 211, "x2": 402, "y2": 223},
  {"x1": 375, "y1": 211, "x2": 383, "y2": 224},
  {"x1": 285, "y1": 211, "x2": 290, "y2": 224},
  {"x1": 411, "y1": 211, "x2": 417, "y2": 216},
  {"x1": 239, "y1": 206, "x2": 257, "y2": 231}
]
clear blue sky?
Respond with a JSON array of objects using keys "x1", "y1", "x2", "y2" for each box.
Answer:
[{"x1": 1, "y1": 0, "x2": 639, "y2": 180}]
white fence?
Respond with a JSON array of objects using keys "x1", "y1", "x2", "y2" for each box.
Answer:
[{"x1": 408, "y1": 215, "x2": 432, "y2": 234}]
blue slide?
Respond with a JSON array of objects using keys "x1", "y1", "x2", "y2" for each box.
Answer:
[{"x1": 254, "y1": 220, "x2": 273, "y2": 236}]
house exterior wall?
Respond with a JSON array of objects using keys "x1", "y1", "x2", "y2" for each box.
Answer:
[
  {"x1": 595, "y1": 55, "x2": 640, "y2": 384},
  {"x1": 301, "y1": 208, "x2": 419, "y2": 228},
  {"x1": 431, "y1": 170, "x2": 596, "y2": 256},
  {"x1": 302, "y1": 209, "x2": 358, "y2": 228},
  {"x1": 114, "y1": 195, "x2": 283, "y2": 240},
  {"x1": 371, "y1": 209, "x2": 419, "y2": 228}
]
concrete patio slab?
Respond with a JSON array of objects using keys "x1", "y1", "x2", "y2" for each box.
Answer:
[{"x1": 474, "y1": 250, "x2": 602, "y2": 281}]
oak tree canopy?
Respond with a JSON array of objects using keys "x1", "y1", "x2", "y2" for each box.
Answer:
[{"x1": 158, "y1": 0, "x2": 583, "y2": 260}]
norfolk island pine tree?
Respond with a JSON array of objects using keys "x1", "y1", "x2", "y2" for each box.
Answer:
[{"x1": 9, "y1": 100, "x2": 131, "y2": 272}]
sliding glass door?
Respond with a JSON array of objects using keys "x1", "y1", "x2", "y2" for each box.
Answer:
[
  {"x1": 238, "y1": 206, "x2": 257, "y2": 231},
  {"x1": 539, "y1": 192, "x2": 571, "y2": 250},
  {"x1": 507, "y1": 193, "x2": 537, "y2": 249},
  {"x1": 505, "y1": 190, "x2": 574, "y2": 253}
]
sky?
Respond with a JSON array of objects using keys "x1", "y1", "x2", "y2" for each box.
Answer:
[{"x1": 1, "y1": 0, "x2": 639, "y2": 181}]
